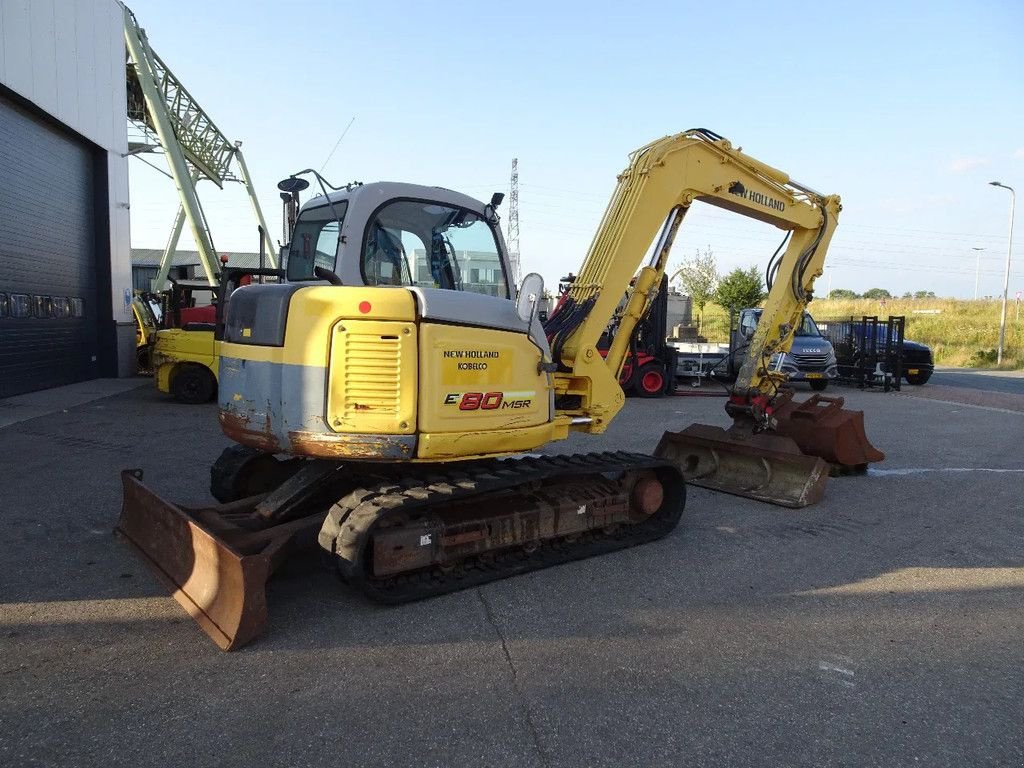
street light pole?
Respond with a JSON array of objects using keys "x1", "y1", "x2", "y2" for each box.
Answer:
[
  {"x1": 989, "y1": 182, "x2": 1016, "y2": 366},
  {"x1": 972, "y1": 247, "x2": 985, "y2": 300}
]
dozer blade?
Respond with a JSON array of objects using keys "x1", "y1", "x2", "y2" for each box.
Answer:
[
  {"x1": 116, "y1": 470, "x2": 319, "y2": 650},
  {"x1": 655, "y1": 424, "x2": 830, "y2": 508},
  {"x1": 772, "y1": 394, "x2": 884, "y2": 471}
]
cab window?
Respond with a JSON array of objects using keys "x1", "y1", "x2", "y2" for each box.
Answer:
[
  {"x1": 795, "y1": 313, "x2": 822, "y2": 337},
  {"x1": 362, "y1": 199, "x2": 509, "y2": 298},
  {"x1": 286, "y1": 201, "x2": 349, "y2": 281},
  {"x1": 740, "y1": 310, "x2": 759, "y2": 337}
]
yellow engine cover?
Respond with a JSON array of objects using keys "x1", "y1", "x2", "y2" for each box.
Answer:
[
  {"x1": 414, "y1": 323, "x2": 555, "y2": 459},
  {"x1": 219, "y1": 284, "x2": 565, "y2": 462},
  {"x1": 327, "y1": 320, "x2": 418, "y2": 435},
  {"x1": 417, "y1": 323, "x2": 548, "y2": 432}
]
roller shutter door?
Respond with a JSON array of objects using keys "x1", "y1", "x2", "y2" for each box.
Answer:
[{"x1": 0, "y1": 94, "x2": 99, "y2": 398}]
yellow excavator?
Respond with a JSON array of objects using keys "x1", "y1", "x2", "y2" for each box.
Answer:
[{"x1": 119, "y1": 129, "x2": 882, "y2": 649}]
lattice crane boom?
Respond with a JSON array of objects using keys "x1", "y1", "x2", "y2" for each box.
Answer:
[{"x1": 123, "y1": 5, "x2": 277, "y2": 289}]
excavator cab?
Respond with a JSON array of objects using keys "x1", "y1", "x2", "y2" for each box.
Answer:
[{"x1": 215, "y1": 182, "x2": 564, "y2": 460}]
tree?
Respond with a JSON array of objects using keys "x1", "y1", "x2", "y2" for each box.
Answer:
[
  {"x1": 828, "y1": 288, "x2": 860, "y2": 300},
  {"x1": 672, "y1": 247, "x2": 718, "y2": 328},
  {"x1": 914, "y1": 290, "x2": 936, "y2": 299},
  {"x1": 714, "y1": 266, "x2": 765, "y2": 313},
  {"x1": 862, "y1": 288, "x2": 892, "y2": 300}
]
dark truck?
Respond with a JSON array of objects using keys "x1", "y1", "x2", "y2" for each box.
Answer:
[{"x1": 899, "y1": 338, "x2": 934, "y2": 385}]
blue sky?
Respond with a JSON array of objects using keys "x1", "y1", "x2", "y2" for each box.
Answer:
[{"x1": 127, "y1": 0, "x2": 1024, "y2": 300}]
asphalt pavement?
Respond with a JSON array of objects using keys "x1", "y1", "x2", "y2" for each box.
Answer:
[
  {"x1": 929, "y1": 367, "x2": 1024, "y2": 395},
  {"x1": 1, "y1": 377, "x2": 1022, "y2": 767}
]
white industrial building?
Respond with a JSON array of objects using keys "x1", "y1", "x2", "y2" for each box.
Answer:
[{"x1": 0, "y1": 0, "x2": 134, "y2": 397}]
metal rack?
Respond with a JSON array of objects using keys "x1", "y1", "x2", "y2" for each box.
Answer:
[{"x1": 818, "y1": 315, "x2": 906, "y2": 391}]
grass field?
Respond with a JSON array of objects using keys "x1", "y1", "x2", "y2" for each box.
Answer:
[{"x1": 695, "y1": 298, "x2": 1024, "y2": 370}]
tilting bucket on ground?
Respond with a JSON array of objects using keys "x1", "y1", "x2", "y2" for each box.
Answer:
[
  {"x1": 116, "y1": 470, "x2": 321, "y2": 650},
  {"x1": 656, "y1": 393, "x2": 883, "y2": 508},
  {"x1": 656, "y1": 425, "x2": 830, "y2": 508}
]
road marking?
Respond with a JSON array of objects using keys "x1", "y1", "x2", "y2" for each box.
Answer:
[
  {"x1": 818, "y1": 659, "x2": 857, "y2": 688},
  {"x1": 818, "y1": 661, "x2": 855, "y2": 677},
  {"x1": 869, "y1": 467, "x2": 1024, "y2": 476},
  {"x1": 895, "y1": 392, "x2": 1024, "y2": 416}
]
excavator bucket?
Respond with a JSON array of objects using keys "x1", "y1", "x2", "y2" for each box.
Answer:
[
  {"x1": 116, "y1": 470, "x2": 321, "y2": 650},
  {"x1": 656, "y1": 425, "x2": 830, "y2": 508},
  {"x1": 657, "y1": 394, "x2": 883, "y2": 508},
  {"x1": 771, "y1": 394, "x2": 884, "y2": 471}
]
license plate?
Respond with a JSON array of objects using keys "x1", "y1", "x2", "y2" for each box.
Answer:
[
  {"x1": 907, "y1": 368, "x2": 919, "y2": 375},
  {"x1": 804, "y1": 373, "x2": 823, "y2": 379}
]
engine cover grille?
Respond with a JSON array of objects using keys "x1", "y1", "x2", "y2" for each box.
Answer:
[{"x1": 327, "y1": 320, "x2": 416, "y2": 434}]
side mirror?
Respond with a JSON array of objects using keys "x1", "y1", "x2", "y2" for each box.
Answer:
[
  {"x1": 516, "y1": 272, "x2": 544, "y2": 325},
  {"x1": 277, "y1": 176, "x2": 310, "y2": 193}
]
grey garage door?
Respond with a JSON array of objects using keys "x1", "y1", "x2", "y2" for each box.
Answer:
[{"x1": 0, "y1": 93, "x2": 100, "y2": 398}]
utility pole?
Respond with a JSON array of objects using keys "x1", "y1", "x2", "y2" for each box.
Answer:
[
  {"x1": 508, "y1": 158, "x2": 520, "y2": 287},
  {"x1": 972, "y1": 247, "x2": 985, "y2": 300},
  {"x1": 989, "y1": 182, "x2": 1016, "y2": 366}
]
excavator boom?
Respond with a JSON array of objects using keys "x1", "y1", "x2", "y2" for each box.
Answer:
[{"x1": 544, "y1": 129, "x2": 882, "y2": 503}]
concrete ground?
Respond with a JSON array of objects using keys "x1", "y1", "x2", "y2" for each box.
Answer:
[{"x1": 1, "y1": 377, "x2": 1022, "y2": 767}]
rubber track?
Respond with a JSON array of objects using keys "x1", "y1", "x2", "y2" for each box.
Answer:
[
  {"x1": 319, "y1": 451, "x2": 686, "y2": 603},
  {"x1": 210, "y1": 445, "x2": 263, "y2": 504}
]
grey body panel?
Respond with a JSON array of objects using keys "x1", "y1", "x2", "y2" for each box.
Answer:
[
  {"x1": 223, "y1": 282, "x2": 306, "y2": 346},
  {"x1": 218, "y1": 355, "x2": 417, "y2": 458},
  {"x1": 409, "y1": 287, "x2": 524, "y2": 333},
  {"x1": 218, "y1": 356, "x2": 325, "y2": 448}
]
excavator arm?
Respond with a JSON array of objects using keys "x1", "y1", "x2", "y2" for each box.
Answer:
[
  {"x1": 547, "y1": 129, "x2": 838, "y2": 429},
  {"x1": 548, "y1": 129, "x2": 881, "y2": 505}
]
